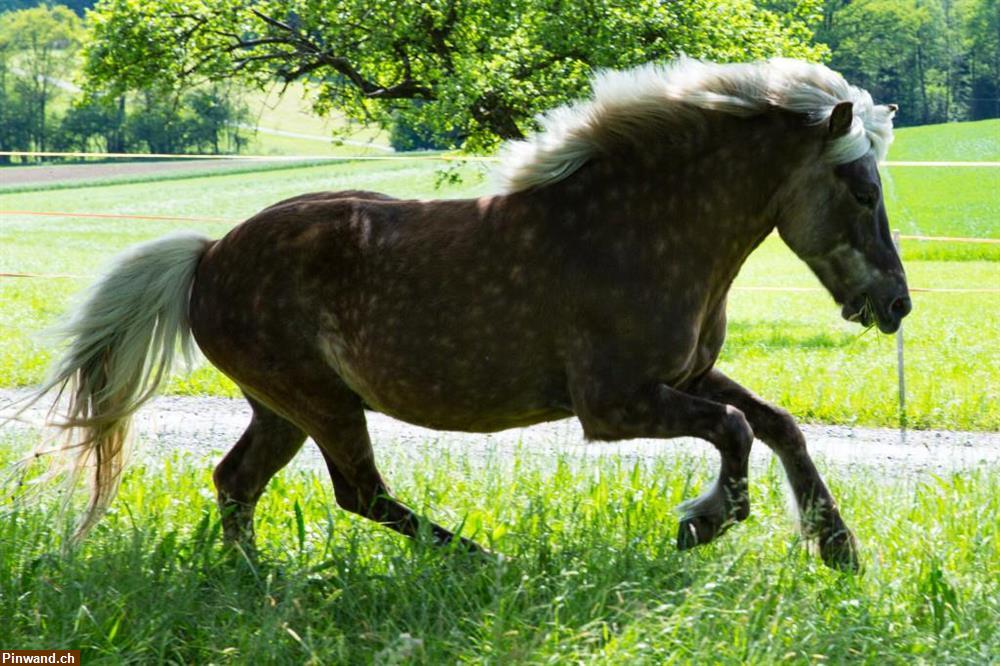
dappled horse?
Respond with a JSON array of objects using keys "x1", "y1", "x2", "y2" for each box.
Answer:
[{"x1": 31, "y1": 58, "x2": 909, "y2": 571}]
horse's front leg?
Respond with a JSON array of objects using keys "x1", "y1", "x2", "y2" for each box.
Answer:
[
  {"x1": 689, "y1": 369, "x2": 859, "y2": 572},
  {"x1": 569, "y1": 371, "x2": 754, "y2": 550}
]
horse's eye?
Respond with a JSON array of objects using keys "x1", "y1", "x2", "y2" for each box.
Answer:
[{"x1": 853, "y1": 188, "x2": 878, "y2": 208}]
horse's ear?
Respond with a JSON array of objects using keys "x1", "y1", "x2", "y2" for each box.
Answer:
[
  {"x1": 829, "y1": 101, "x2": 854, "y2": 138},
  {"x1": 887, "y1": 103, "x2": 899, "y2": 114}
]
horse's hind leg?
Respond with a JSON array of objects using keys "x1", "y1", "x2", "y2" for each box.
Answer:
[
  {"x1": 308, "y1": 406, "x2": 482, "y2": 552},
  {"x1": 213, "y1": 393, "x2": 307, "y2": 547},
  {"x1": 690, "y1": 369, "x2": 858, "y2": 571}
]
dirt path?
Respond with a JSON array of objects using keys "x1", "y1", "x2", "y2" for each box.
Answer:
[
  {"x1": 3, "y1": 390, "x2": 997, "y2": 477},
  {"x1": 0, "y1": 158, "x2": 308, "y2": 188}
]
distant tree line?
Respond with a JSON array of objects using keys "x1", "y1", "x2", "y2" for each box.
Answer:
[
  {"x1": 0, "y1": 0, "x2": 92, "y2": 15},
  {"x1": 0, "y1": 0, "x2": 997, "y2": 158},
  {"x1": 816, "y1": 0, "x2": 1000, "y2": 126},
  {"x1": 0, "y1": 5, "x2": 249, "y2": 161}
]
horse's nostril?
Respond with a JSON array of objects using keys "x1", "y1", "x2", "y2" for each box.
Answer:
[{"x1": 890, "y1": 295, "x2": 912, "y2": 318}]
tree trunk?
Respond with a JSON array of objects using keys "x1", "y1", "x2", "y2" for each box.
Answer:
[
  {"x1": 470, "y1": 92, "x2": 525, "y2": 141},
  {"x1": 915, "y1": 44, "x2": 929, "y2": 124}
]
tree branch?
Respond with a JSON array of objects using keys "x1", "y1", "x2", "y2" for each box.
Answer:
[{"x1": 236, "y1": 9, "x2": 434, "y2": 100}]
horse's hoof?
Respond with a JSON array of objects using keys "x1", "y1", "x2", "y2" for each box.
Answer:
[
  {"x1": 819, "y1": 528, "x2": 861, "y2": 573},
  {"x1": 732, "y1": 497, "x2": 751, "y2": 522},
  {"x1": 456, "y1": 535, "x2": 490, "y2": 556},
  {"x1": 676, "y1": 515, "x2": 726, "y2": 550}
]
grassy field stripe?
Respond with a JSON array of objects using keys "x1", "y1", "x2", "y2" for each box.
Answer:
[
  {"x1": 883, "y1": 160, "x2": 1000, "y2": 167},
  {"x1": 2, "y1": 210, "x2": 235, "y2": 224},
  {"x1": 899, "y1": 234, "x2": 1000, "y2": 244},
  {"x1": 908, "y1": 287, "x2": 1000, "y2": 293},
  {"x1": 0, "y1": 271, "x2": 87, "y2": 279},
  {"x1": 734, "y1": 286, "x2": 1000, "y2": 293}
]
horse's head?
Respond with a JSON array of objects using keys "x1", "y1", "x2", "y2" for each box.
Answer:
[{"x1": 775, "y1": 101, "x2": 911, "y2": 334}]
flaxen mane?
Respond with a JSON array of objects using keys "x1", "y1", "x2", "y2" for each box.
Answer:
[{"x1": 498, "y1": 57, "x2": 896, "y2": 193}]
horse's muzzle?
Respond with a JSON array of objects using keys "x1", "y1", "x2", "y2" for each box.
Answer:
[{"x1": 841, "y1": 291, "x2": 912, "y2": 334}]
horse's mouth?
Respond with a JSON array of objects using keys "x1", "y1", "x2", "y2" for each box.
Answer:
[
  {"x1": 842, "y1": 299, "x2": 874, "y2": 328},
  {"x1": 841, "y1": 292, "x2": 911, "y2": 334}
]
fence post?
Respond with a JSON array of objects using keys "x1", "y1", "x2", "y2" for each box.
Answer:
[{"x1": 893, "y1": 229, "x2": 907, "y2": 435}]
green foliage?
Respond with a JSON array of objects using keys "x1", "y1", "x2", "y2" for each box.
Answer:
[
  {"x1": 50, "y1": 86, "x2": 251, "y2": 154},
  {"x1": 965, "y1": 0, "x2": 1000, "y2": 120},
  {"x1": 124, "y1": 88, "x2": 251, "y2": 154},
  {"x1": 55, "y1": 94, "x2": 126, "y2": 152},
  {"x1": 0, "y1": 0, "x2": 95, "y2": 15},
  {"x1": 0, "y1": 5, "x2": 84, "y2": 152},
  {"x1": 80, "y1": 0, "x2": 827, "y2": 151},
  {"x1": 389, "y1": 104, "x2": 462, "y2": 152},
  {"x1": 819, "y1": 0, "x2": 1000, "y2": 126}
]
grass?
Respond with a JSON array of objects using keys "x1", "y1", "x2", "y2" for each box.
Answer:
[
  {"x1": 0, "y1": 122, "x2": 997, "y2": 430},
  {"x1": 882, "y1": 167, "x2": 1000, "y2": 261},
  {"x1": 888, "y1": 119, "x2": 1000, "y2": 162},
  {"x1": 0, "y1": 433, "x2": 996, "y2": 663}
]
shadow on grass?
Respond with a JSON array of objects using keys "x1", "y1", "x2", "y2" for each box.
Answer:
[{"x1": 723, "y1": 320, "x2": 859, "y2": 354}]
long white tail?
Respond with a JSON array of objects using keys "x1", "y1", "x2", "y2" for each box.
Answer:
[{"x1": 32, "y1": 232, "x2": 213, "y2": 540}]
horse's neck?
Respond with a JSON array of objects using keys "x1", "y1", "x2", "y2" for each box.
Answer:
[{"x1": 532, "y1": 128, "x2": 798, "y2": 285}]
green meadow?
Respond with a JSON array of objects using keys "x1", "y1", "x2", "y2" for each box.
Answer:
[{"x1": 1, "y1": 120, "x2": 997, "y2": 430}]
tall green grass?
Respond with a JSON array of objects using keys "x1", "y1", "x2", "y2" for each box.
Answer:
[{"x1": 0, "y1": 436, "x2": 996, "y2": 663}]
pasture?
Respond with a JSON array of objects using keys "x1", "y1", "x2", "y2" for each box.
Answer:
[{"x1": 0, "y1": 119, "x2": 997, "y2": 663}]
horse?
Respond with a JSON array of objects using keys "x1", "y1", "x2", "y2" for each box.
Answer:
[{"x1": 26, "y1": 58, "x2": 909, "y2": 571}]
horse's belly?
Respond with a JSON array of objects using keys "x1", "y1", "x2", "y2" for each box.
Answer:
[
  {"x1": 371, "y1": 402, "x2": 572, "y2": 433},
  {"x1": 318, "y1": 332, "x2": 570, "y2": 433}
]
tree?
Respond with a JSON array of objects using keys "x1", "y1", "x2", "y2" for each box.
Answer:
[
  {"x1": 0, "y1": 0, "x2": 96, "y2": 16},
  {"x1": 0, "y1": 5, "x2": 84, "y2": 152},
  {"x1": 183, "y1": 87, "x2": 250, "y2": 153},
  {"x1": 816, "y1": 0, "x2": 1000, "y2": 124},
  {"x1": 965, "y1": 0, "x2": 1000, "y2": 119},
  {"x1": 81, "y1": 0, "x2": 827, "y2": 151},
  {"x1": 0, "y1": 46, "x2": 33, "y2": 162},
  {"x1": 820, "y1": 0, "x2": 948, "y2": 125},
  {"x1": 56, "y1": 94, "x2": 126, "y2": 152}
]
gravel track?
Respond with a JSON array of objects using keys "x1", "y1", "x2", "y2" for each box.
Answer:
[
  {"x1": 3, "y1": 389, "x2": 997, "y2": 478},
  {"x1": 0, "y1": 159, "x2": 302, "y2": 188}
]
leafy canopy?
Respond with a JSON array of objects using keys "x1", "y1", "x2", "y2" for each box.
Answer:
[{"x1": 83, "y1": 0, "x2": 828, "y2": 151}]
